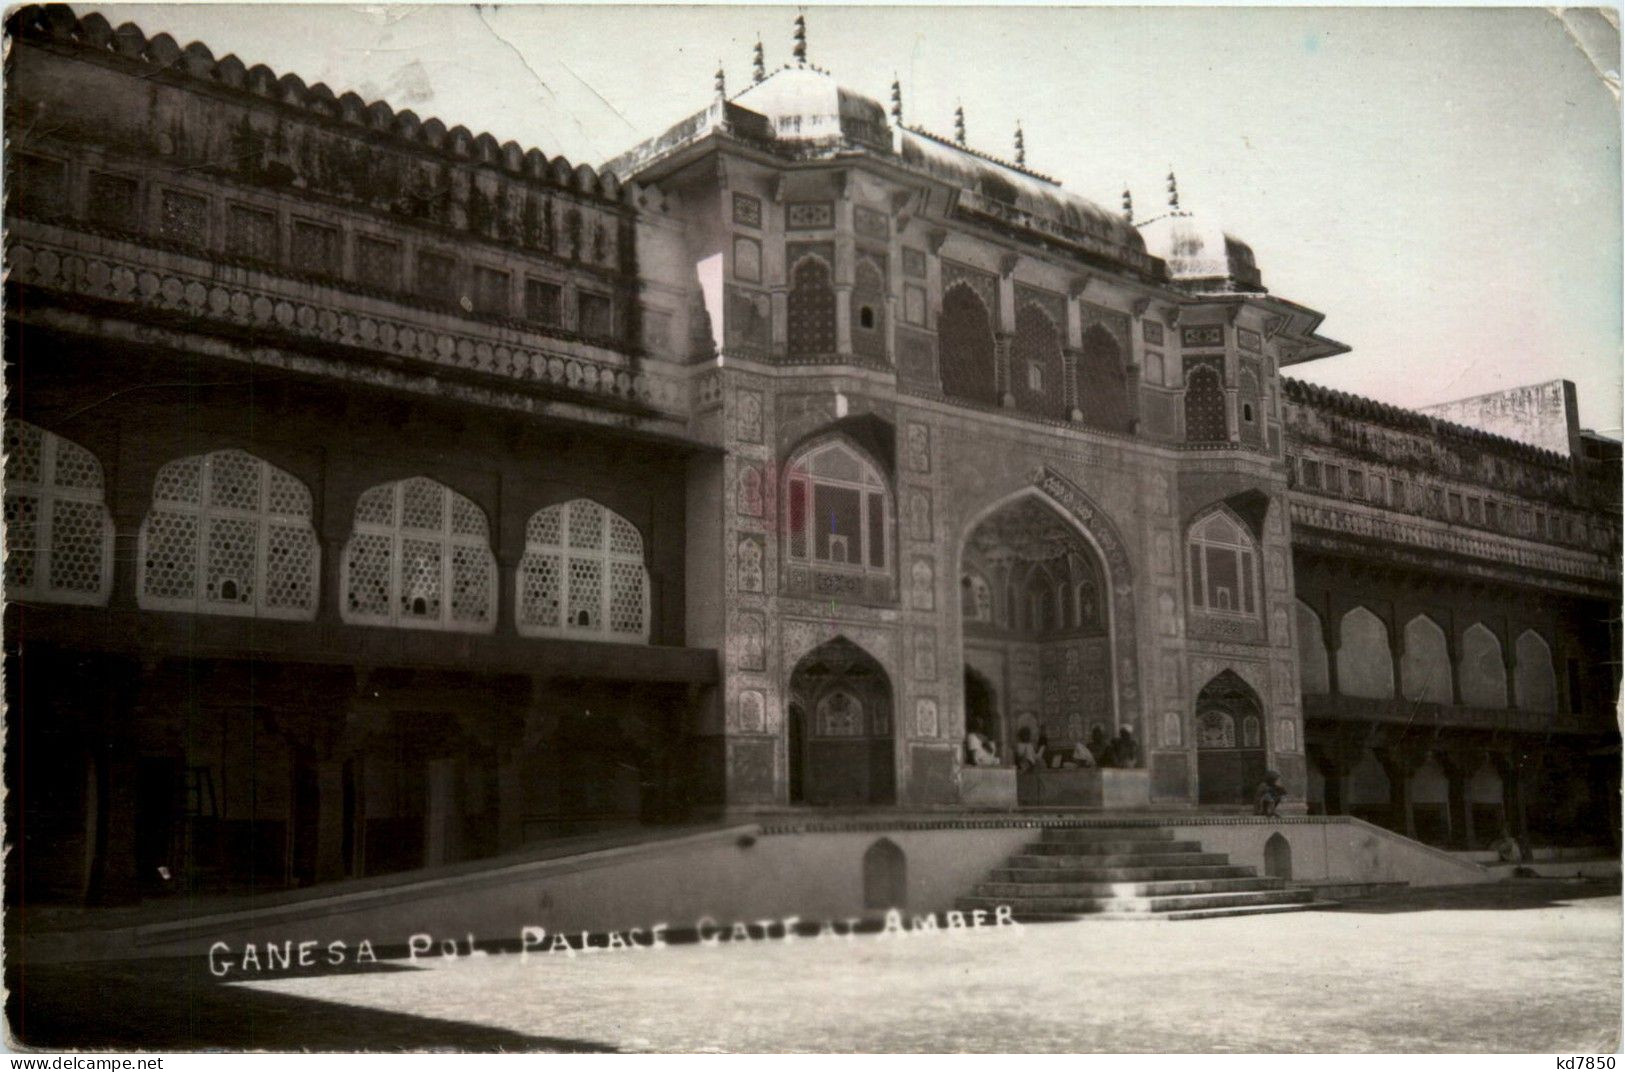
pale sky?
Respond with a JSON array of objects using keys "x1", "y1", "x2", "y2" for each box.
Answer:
[{"x1": 98, "y1": 4, "x2": 1625, "y2": 435}]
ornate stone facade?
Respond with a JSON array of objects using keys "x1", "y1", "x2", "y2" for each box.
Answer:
[{"x1": 3, "y1": 7, "x2": 1616, "y2": 906}]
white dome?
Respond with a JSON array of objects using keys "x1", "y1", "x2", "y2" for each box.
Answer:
[{"x1": 1138, "y1": 212, "x2": 1262, "y2": 292}]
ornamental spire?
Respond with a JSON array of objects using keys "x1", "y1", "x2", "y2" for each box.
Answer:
[
  {"x1": 1167, "y1": 169, "x2": 1180, "y2": 211},
  {"x1": 954, "y1": 103, "x2": 966, "y2": 146},
  {"x1": 1013, "y1": 121, "x2": 1025, "y2": 167},
  {"x1": 1122, "y1": 186, "x2": 1134, "y2": 223},
  {"x1": 714, "y1": 62, "x2": 726, "y2": 100},
  {"x1": 752, "y1": 39, "x2": 765, "y2": 83},
  {"x1": 792, "y1": 14, "x2": 806, "y2": 66},
  {"x1": 889, "y1": 75, "x2": 902, "y2": 123}
]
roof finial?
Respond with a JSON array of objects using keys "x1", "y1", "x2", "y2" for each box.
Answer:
[
  {"x1": 1013, "y1": 121, "x2": 1025, "y2": 167},
  {"x1": 752, "y1": 39, "x2": 765, "y2": 83},
  {"x1": 954, "y1": 102, "x2": 966, "y2": 146},
  {"x1": 890, "y1": 75, "x2": 903, "y2": 124},
  {"x1": 1122, "y1": 186, "x2": 1134, "y2": 223},
  {"x1": 1167, "y1": 169, "x2": 1180, "y2": 211},
  {"x1": 792, "y1": 14, "x2": 807, "y2": 66},
  {"x1": 714, "y1": 62, "x2": 726, "y2": 100}
]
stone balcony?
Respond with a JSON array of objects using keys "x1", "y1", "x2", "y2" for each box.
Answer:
[
  {"x1": 1301, "y1": 691, "x2": 1597, "y2": 736},
  {"x1": 1289, "y1": 497, "x2": 1618, "y2": 593},
  {"x1": 6, "y1": 218, "x2": 692, "y2": 430}
]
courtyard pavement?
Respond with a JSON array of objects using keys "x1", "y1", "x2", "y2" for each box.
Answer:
[{"x1": 7, "y1": 878, "x2": 1620, "y2": 1053}]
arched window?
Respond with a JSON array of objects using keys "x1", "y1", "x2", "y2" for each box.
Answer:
[
  {"x1": 340, "y1": 476, "x2": 496, "y2": 631},
  {"x1": 1401, "y1": 615, "x2": 1453, "y2": 704},
  {"x1": 961, "y1": 571, "x2": 992, "y2": 623},
  {"x1": 1185, "y1": 364, "x2": 1227, "y2": 443},
  {"x1": 1337, "y1": 606, "x2": 1395, "y2": 699},
  {"x1": 1075, "y1": 576, "x2": 1100, "y2": 629},
  {"x1": 1242, "y1": 714, "x2": 1262, "y2": 748},
  {"x1": 1186, "y1": 509, "x2": 1258, "y2": 617},
  {"x1": 138, "y1": 449, "x2": 318, "y2": 619},
  {"x1": 1196, "y1": 710, "x2": 1236, "y2": 749},
  {"x1": 787, "y1": 254, "x2": 836, "y2": 357},
  {"x1": 938, "y1": 284, "x2": 997, "y2": 405},
  {"x1": 4, "y1": 420, "x2": 112, "y2": 606},
  {"x1": 1296, "y1": 601, "x2": 1330, "y2": 694},
  {"x1": 1514, "y1": 630, "x2": 1557, "y2": 713},
  {"x1": 816, "y1": 688, "x2": 866, "y2": 736},
  {"x1": 1459, "y1": 623, "x2": 1508, "y2": 709},
  {"x1": 851, "y1": 256, "x2": 887, "y2": 362},
  {"x1": 1238, "y1": 369, "x2": 1263, "y2": 443},
  {"x1": 1078, "y1": 323, "x2": 1131, "y2": 432},
  {"x1": 517, "y1": 499, "x2": 650, "y2": 643},
  {"x1": 1012, "y1": 303, "x2": 1066, "y2": 419},
  {"x1": 784, "y1": 439, "x2": 891, "y2": 577}
]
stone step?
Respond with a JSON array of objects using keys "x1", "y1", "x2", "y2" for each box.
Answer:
[
  {"x1": 1165, "y1": 900, "x2": 1332, "y2": 922},
  {"x1": 1021, "y1": 839, "x2": 1206, "y2": 856},
  {"x1": 958, "y1": 888, "x2": 1314, "y2": 915},
  {"x1": 1037, "y1": 828, "x2": 1177, "y2": 843},
  {"x1": 974, "y1": 876, "x2": 1286, "y2": 899},
  {"x1": 1009, "y1": 851, "x2": 1231, "y2": 868},
  {"x1": 993, "y1": 864, "x2": 1259, "y2": 883}
]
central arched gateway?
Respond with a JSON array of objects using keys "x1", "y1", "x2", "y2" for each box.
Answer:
[
  {"x1": 959, "y1": 493, "x2": 1114, "y2": 760},
  {"x1": 788, "y1": 637, "x2": 895, "y2": 805},
  {"x1": 1195, "y1": 670, "x2": 1266, "y2": 804}
]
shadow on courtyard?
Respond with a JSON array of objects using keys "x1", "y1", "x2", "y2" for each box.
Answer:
[
  {"x1": 5, "y1": 956, "x2": 620, "y2": 1052},
  {"x1": 1322, "y1": 877, "x2": 1621, "y2": 914}
]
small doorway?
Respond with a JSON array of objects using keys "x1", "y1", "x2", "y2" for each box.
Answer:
[
  {"x1": 1195, "y1": 671, "x2": 1267, "y2": 806},
  {"x1": 788, "y1": 638, "x2": 896, "y2": 805}
]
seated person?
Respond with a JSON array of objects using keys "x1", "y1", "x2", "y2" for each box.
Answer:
[
  {"x1": 1108, "y1": 726, "x2": 1140, "y2": 769},
  {"x1": 1071, "y1": 739, "x2": 1097, "y2": 769},
  {"x1": 965, "y1": 732, "x2": 1001, "y2": 768},
  {"x1": 1013, "y1": 727, "x2": 1043, "y2": 772},
  {"x1": 1253, "y1": 769, "x2": 1286, "y2": 816},
  {"x1": 1489, "y1": 826, "x2": 1525, "y2": 864},
  {"x1": 1086, "y1": 726, "x2": 1111, "y2": 767}
]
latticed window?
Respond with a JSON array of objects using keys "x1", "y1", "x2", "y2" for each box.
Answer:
[
  {"x1": 816, "y1": 689, "x2": 866, "y2": 736},
  {"x1": 138, "y1": 449, "x2": 319, "y2": 619},
  {"x1": 340, "y1": 477, "x2": 496, "y2": 632},
  {"x1": 1184, "y1": 364, "x2": 1228, "y2": 442},
  {"x1": 517, "y1": 499, "x2": 650, "y2": 643},
  {"x1": 787, "y1": 255, "x2": 837, "y2": 357},
  {"x1": 784, "y1": 439, "x2": 890, "y2": 575},
  {"x1": 1186, "y1": 509, "x2": 1258, "y2": 618},
  {"x1": 4, "y1": 421, "x2": 113, "y2": 606},
  {"x1": 938, "y1": 284, "x2": 997, "y2": 404}
]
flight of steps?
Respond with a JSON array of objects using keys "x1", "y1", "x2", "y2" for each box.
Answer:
[{"x1": 957, "y1": 825, "x2": 1321, "y2": 922}]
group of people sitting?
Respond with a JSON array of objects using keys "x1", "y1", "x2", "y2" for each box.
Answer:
[{"x1": 965, "y1": 724, "x2": 1141, "y2": 772}]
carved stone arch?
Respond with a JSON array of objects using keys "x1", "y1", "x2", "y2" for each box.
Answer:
[
  {"x1": 1011, "y1": 466, "x2": 1141, "y2": 730},
  {"x1": 780, "y1": 623, "x2": 898, "y2": 686}
]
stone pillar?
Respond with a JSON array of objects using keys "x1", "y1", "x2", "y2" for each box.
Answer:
[
  {"x1": 1491, "y1": 750, "x2": 1536, "y2": 860},
  {"x1": 1307, "y1": 721, "x2": 1374, "y2": 817},
  {"x1": 497, "y1": 757, "x2": 528, "y2": 852},
  {"x1": 311, "y1": 760, "x2": 347, "y2": 883},
  {"x1": 1438, "y1": 745, "x2": 1485, "y2": 849},
  {"x1": 995, "y1": 332, "x2": 1015, "y2": 408},
  {"x1": 1376, "y1": 736, "x2": 1431, "y2": 840},
  {"x1": 89, "y1": 746, "x2": 141, "y2": 904},
  {"x1": 423, "y1": 757, "x2": 458, "y2": 868}
]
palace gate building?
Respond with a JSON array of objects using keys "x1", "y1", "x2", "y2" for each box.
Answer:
[{"x1": 4, "y1": 6, "x2": 1619, "y2": 905}]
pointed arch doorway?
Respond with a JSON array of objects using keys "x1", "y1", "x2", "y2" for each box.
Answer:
[
  {"x1": 788, "y1": 637, "x2": 896, "y2": 805},
  {"x1": 1195, "y1": 670, "x2": 1267, "y2": 805}
]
